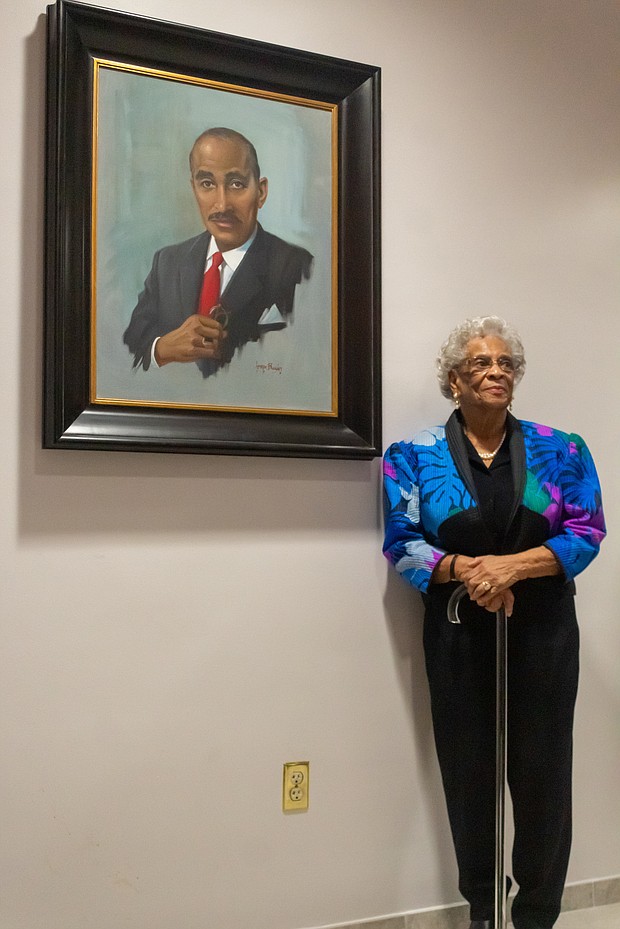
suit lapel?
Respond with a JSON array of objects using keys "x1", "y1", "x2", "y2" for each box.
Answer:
[
  {"x1": 446, "y1": 410, "x2": 479, "y2": 502},
  {"x1": 179, "y1": 232, "x2": 209, "y2": 315},
  {"x1": 220, "y1": 225, "x2": 268, "y2": 312},
  {"x1": 505, "y1": 413, "x2": 526, "y2": 536}
]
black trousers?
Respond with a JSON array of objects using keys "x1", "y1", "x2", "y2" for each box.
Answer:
[{"x1": 423, "y1": 579, "x2": 579, "y2": 929}]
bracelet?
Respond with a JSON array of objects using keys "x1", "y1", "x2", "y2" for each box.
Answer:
[{"x1": 449, "y1": 554, "x2": 459, "y2": 582}]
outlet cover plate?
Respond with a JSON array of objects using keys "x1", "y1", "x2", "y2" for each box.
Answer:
[{"x1": 282, "y1": 762, "x2": 309, "y2": 812}]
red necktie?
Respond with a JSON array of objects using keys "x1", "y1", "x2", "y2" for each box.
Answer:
[{"x1": 198, "y1": 252, "x2": 224, "y2": 316}]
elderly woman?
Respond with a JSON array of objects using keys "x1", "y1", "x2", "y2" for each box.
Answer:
[{"x1": 382, "y1": 317, "x2": 605, "y2": 929}]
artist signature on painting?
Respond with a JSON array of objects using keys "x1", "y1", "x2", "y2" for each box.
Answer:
[{"x1": 256, "y1": 362, "x2": 283, "y2": 375}]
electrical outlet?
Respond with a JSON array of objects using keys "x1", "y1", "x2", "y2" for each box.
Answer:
[{"x1": 282, "y1": 762, "x2": 309, "y2": 812}]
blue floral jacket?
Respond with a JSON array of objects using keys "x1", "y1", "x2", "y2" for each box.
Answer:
[{"x1": 383, "y1": 413, "x2": 606, "y2": 593}]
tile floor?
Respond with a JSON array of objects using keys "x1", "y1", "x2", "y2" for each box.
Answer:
[
  {"x1": 342, "y1": 896, "x2": 620, "y2": 929},
  {"x1": 554, "y1": 903, "x2": 620, "y2": 927}
]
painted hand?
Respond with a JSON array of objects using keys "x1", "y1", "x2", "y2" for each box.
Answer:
[{"x1": 155, "y1": 314, "x2": 228, "y2": 365}]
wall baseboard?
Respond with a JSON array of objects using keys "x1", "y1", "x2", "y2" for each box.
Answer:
[{"x1": 311, "y1": 876, "x2": 620, "y2": 929}]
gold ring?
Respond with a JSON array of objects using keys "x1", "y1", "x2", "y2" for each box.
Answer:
[{"x1": 481, "y1": 581, "x2": 491, "y2": 591}]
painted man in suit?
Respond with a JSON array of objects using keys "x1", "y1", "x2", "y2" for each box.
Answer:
[{"x1": 123, "y1": 127, "x2": 313, "y2": 378}]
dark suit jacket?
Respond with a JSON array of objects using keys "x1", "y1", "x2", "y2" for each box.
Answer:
[{"x1": 123, "y1": 223, "x2": 313, "y2": 378}]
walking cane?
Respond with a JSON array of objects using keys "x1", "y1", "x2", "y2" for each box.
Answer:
[{"x1": 448, "y1": 584, "x2": 508, "y2": 929}]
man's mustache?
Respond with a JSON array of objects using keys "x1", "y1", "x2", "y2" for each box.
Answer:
[{"x1": 208, "y1": 211, "x2": 237, "y2": 223}]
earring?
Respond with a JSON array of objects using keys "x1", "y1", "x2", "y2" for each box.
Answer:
[
  {"x1": 509, "y1": 400, "x2": 513, "y2": 412},
  {"x1": 452, "y1": 393, "x2": 460, "y2": 408}
]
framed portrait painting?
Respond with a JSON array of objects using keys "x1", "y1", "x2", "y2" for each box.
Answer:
[{"x1": 44, "y1": 0, "x2": 381, "y2": 458}]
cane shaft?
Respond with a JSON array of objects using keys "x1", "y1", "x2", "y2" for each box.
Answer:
[{"x1": 495, "y1": 606, "x2": 508, "y2": 929}]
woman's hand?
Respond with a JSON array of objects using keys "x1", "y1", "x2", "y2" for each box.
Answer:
[
  {"x1": 442, "y1": 546, "x2": 560, "y2": 615},
  {"x1": 430, "y1": 554, "x2": 479, "y2": 585},
  {"x1": 460, "y1": 554, "x2": 519, "y2": 591},
  {"x1": 459, "y1": 555, "x2": 519, "y2": 610},
  {"x1": 483, "y1": 587, "x2": 515, "y2": 617}
]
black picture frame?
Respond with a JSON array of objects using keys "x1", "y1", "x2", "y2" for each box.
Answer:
[{"x1": 44, "y1": 0, "x2": 381, "y2": 458}]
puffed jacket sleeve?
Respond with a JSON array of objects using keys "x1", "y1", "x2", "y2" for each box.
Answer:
[
  {"x1": 382, "y1": 442, "x2": 447, "y2": 593},
  {"x1": 542, "y1": 432, "x2": 606, "y2": 580}
]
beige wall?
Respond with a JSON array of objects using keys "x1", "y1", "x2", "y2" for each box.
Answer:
[{"x1": 2, "y1": 2, "x2": 618, "y2": 928}]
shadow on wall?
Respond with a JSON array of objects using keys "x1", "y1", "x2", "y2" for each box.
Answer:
[
  {"x1": 19, "y1": 449, "x2": 379, "y2": 538},
  {"x1": 382, "y1": 567, "x2": 459, "y2": 901}
]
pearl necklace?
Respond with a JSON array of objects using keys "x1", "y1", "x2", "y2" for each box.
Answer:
[{"x1": 465, "y1": 428, "x2": 506, "y2": 460}]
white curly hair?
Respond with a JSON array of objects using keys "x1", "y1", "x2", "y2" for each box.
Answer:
[{"x1": 436, "y1": 316, "x2": 526, "y2": 400}]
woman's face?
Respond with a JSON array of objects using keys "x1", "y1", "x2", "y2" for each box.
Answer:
[{"x1": 449, "y1": 335, "x2": 516, "y2": 416}]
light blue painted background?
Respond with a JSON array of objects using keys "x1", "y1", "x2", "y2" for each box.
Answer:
[{"x1": 94, "y1": 65, "x2": 334, "y2": 412}]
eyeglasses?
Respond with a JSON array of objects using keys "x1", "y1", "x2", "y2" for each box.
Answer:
[{"x1": 461, "y1": 355, "x2": 516, "y2": 374}]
